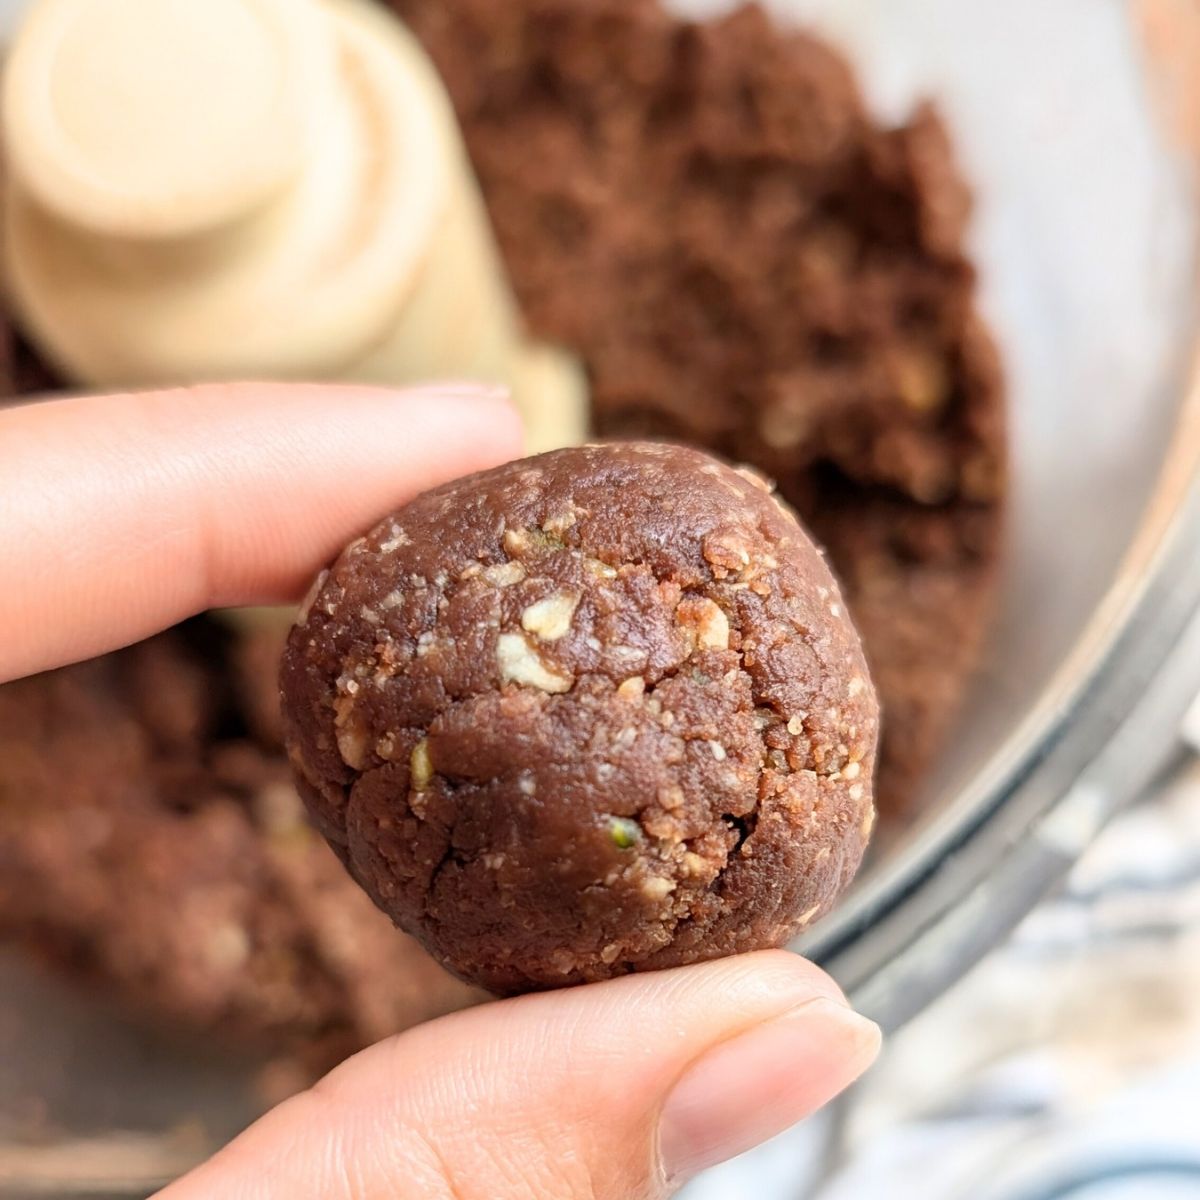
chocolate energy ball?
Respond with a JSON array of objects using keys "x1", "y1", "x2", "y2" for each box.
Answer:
[{"x1": 281, "y1": 443, "x2": 879, "y2": 994}]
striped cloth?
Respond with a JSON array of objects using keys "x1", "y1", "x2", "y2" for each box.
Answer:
[{"x1": 689, "y1": 756, "x2": 1200, "y2": 1199}]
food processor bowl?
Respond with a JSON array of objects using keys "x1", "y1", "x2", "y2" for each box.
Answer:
[
  {"x1": 3, "y1": 0, "x2": 1200, "y2": 1195},
  {"x1": 780, "y1": 0, "x2": 1200, "y2": 1029}
]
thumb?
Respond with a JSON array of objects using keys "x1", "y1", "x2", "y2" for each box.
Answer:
[{"x1": 156, "y1": 951, "x2": 879, "y2": 1199}]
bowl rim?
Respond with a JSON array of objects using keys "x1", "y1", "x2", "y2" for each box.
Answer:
[{"x1": 801, "y1": 334, "x2": 1200, "y2": 1028}]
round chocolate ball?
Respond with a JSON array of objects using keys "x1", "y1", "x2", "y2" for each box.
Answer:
[{"x1": 281, "y1": 443, "x2": 878, "y2": 994}]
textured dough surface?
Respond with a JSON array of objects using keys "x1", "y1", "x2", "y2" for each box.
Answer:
[{"x1": 282, "y1": 443, "x2": 879, "y2": 993}]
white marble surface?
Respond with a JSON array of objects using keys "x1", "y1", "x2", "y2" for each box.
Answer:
[{"x1": 810, "y1": 760, "x2": 1200, "y2": 1200}]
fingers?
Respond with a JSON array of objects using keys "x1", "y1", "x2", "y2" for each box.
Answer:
[
  {"x1": 0, "y1": 382, "x2": 522, "y2": 682},
  {"x1": 156, "y1": 951, "x2": 880, "y2": 1200}
]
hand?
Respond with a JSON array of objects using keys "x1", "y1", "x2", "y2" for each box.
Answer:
[
  {"x1": 1, "y1": 383, "x2": 881, "y2": 1199},
  {"x1": 0, "y1": 381, "x2": 521, "y2": 682}
]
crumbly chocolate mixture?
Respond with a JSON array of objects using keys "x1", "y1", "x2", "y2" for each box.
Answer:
[
  {"x1": 391, "y1": 0, "x2": 1006, "y2": 812},
  {"x1": 0, "y1": 622, "x2": 481, "y2": 1066},
  {"x1": 282, "y1": 444, "x2": 878, "y2": 993}
]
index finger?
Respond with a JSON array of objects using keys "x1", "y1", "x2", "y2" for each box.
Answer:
[{"x1": 0, "y1": 382, "x2": 522, "y2": 682}]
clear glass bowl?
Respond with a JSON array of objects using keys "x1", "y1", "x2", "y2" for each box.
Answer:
[
  {"x1": 3, "y1": 0, "x2": 1200, "y2": 1195},
  {"x1": 790, "y1": 0, "x2": 1200, "y2": 1027}
]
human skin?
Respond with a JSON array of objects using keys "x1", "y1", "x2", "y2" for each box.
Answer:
[{"x1": 0, "y1": 382, "x2": 880, "y2": 1199}]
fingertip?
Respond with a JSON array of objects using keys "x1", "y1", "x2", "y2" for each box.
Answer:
[
  {"x1": 658, "y1": 993, "x2": 880, "y2": 1183},
  {"x1": 0, "y1": 380, "x2": 530, "y2": 680},
  {"x1": 158, "y1": 953, "x2": 875, "y2": 1200},
  {"x1": 368, "y1": 382, "x2": 526, "y2": 473},
  {"x1": 532, "y1": 950, "x2": 850, "y2": 1025},
  {"x1": 444, "y1": 384, "x2": 525, "y2": 462},
  {"x1": 682, "y1": 948, "x2": 851, "y2": 1009}
]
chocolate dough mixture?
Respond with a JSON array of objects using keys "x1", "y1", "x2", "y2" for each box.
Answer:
[
  {"x1": 0, "y1": 0, "x2": 1003, "y2": 1060},
  {"x1": 0, "y1": 623, "x2": 483, "y2": 1068}
]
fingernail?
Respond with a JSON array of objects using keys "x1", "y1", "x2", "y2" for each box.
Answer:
[
  {"x1": 658, "y1": 996, "x2": 880, "y2": 1183},
  {"x1": 412, "y1": 380, "x2": 511, "y2": 401}
]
